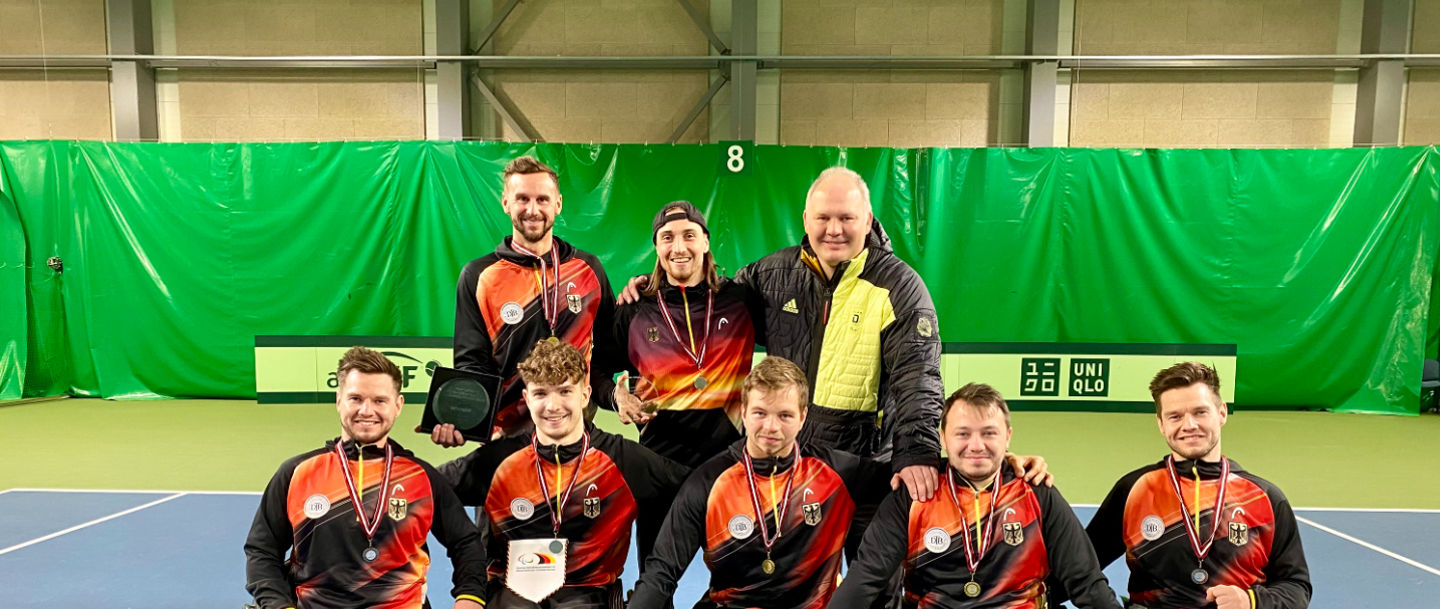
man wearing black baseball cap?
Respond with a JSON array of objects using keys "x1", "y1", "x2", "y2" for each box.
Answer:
[
  {"x1": 611, "y1": 201, "x2": 766, "y2": 566},
  {"x1": 613, "y1": 201, "x2": 765, "y2": 468}
]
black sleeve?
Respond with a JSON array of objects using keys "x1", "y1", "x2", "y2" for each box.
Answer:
[
  {"x1": 1049, "y1": 471, "x2": 1137, "y2": 606},
  {"x1": 826, "y1": 448, "x2": 894, "y2": 511},
  {"x1": 1253, "y1": 484, "x2": 1312, "y2": 609},
  {"x1": 827, "y1": 488, "x2": 911, "y2": 609},
  {"x1": 628, "y1": 466, "x2": 713, "y2": 609},
  {"x1": 1036, "y1": 485, "x2": 1122, "y2": 609},
  {"x1": 878, "y1": 267, "x2": 943, "y2": 472},
  {"x1": 244, "y1": 462, "x2": 299, "y2": 609},
  {"x1": 1087, "y1": 471, "x2": 1139, "y2": 569},
  {"x1": 586, "y1": 255, "x2": 623, "y2": 411},
  {"x1": 612, "y1": 301, "x2": 641, "y2": 377},
  {"x1": 440, "y1": 437, "x2": 528, "y2": 506},
  {"x1": 454, "y1": 261, "x2": 498, "y2": 377},
  {"x1": 613, "y1": 436, "x2": 693, "y2": 505},
  {"x1": 423, "y1": 461, "x2": 489, "y2": 601},
  {"x1": 729, "y1": 277, "x2": 768, "y2": 349}
]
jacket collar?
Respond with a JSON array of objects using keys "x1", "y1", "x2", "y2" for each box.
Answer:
[
  {"x1": 496, "y1": 235, "x2": 575, "y2": 266},
  {"x1": 534, "y1": 420, "x2": 600, "y2": 463},
  {"x1": 1161, "y1": 456, "x2": 1243, "y2": 479},
  {"x1": 727, "y1": 437, "x2": 801, "y2": 475},
  {"x1": 328, "y1": 437, "x2": 410, "y2": 460}
]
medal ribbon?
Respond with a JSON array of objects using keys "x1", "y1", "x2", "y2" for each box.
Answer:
[
  {"x1": 947, "y1": 468, "x2": 1003, "y2": 576},
  {"x1": 742, "y1": 447, "x2": 800, "y2": 555},
  {"x1": 334, "y1": 441, "x2": 394, "y2": 545},
  {"x1": 533, "y1": 430, "x2": 590, "y2": 536},
  {"x1": 511, "y1": 240, "x2": 562, "y2": 334},
  {"x1": 656, "y1": 285, "x2": 714, "y2": 373},
  {"x1": 1164, "y1": 455, "x2": 1230, "y2": 563}
]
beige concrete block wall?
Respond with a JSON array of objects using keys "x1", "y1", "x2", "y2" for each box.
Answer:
[
  {"x1": 1076, "y1": 0, "x2": 1339, "y2": 55},
  {"x1": 779, "y1": 0, "x2": 1007, "y2": 148},
  {"x1": 1070, "y1": 0, "x2": 1340, "y2": 147},
  {"x1": 170, "y1": 0, "x2": 426, "y2": 141},
  {"x1": 1407, "y1": 70, "x2": 1440, "y2": 145},
  {"x1": 1404, "y1": 1, "x2": 1440, "y2": 144},
  {"x1": 487, "y1": 0, "x2": 712, "y2": 143},
  {"x1": 0, "y1": 0, "x2": 112, "y2": 139}
]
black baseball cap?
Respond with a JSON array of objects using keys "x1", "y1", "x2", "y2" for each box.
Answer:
[{"x1": 651, "y1": 201, "x2": 709, "y2": 242}]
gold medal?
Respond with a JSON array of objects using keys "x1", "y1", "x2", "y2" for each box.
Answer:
[
  {"x1": 963, "y1": 581, "x2": 981, "y2": 597},
  {"x1": 761, "y1": 558, "x2": 775, "y2": 575},
  {"x1": 547, "y1": 336, "x2": 559, "y2": 344},
  {"x1": 694, "y1": 376, "x2": 708, "y2": 389}
]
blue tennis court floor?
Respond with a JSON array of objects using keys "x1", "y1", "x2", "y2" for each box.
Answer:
[{"x1": 1, "y1": 488, "x2": 1435, "y2": 608}]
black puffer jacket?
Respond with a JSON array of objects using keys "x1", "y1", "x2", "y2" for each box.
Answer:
[{"x1": 734, "y1": 221, "x2": 943, "y2": 472}]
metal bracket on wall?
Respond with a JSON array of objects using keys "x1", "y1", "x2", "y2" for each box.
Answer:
[
  {"x1": 471, "y1": 0, "x2": 524, "y2": 56},
  {"x1": 468, "y1": 71, "x2": 542, "y2": 142},
  {"x1": 673, "y1": 0, "x2": 730, "y2": 55},
  {"x1": 668, "y1": 74, "x2": 731, "y2": 144}
]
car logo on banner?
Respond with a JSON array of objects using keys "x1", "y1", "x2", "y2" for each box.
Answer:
[
  {"x1": 1003, "y1": 521, "x2": 1024, "y2": 546},
  {"x1": 1229, "y1": 521, "x2": 1248, "y2": 546}
]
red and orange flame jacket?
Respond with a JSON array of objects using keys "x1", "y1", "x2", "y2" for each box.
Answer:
[
  {"x1": 447, "y1": 422, "x2": 691, "y2": 593},
  {"x1": 830, "y1": 464, "x2": 1121, "y2": 609},
  {"x1": 629, "y1": 440, "x2": 892, "y2": 609},
  {"x1": 1077, "y1": 458, "x2": 1311, "y2": 609},
  {"x1": 244, "y1": 439, "x2": 486, "y2": 609},
  {"x1": 453, "y1": 236, "x2": 624, "y2": 438},
  {"x1": 613, "y1": 278, "x2": 764, "y2": 468}
]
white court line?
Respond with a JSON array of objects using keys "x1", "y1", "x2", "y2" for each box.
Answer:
[
  {"x1": 0, "y1": 493, "x2": 186, "y2": 557},
  {"x1": 7, "y1": 487, "x2": 260, "y2": 496},
  {"x1": 1295, "y1": 507, "x2": 1440, "y2": 514},
  {"x1": 1296, "y1": 516, "x2": 1440, "y2": 578}
]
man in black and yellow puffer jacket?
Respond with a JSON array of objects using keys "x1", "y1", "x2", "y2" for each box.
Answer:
[{"x1": 734, "y1": 167, "x2": 945, "y2": 505}]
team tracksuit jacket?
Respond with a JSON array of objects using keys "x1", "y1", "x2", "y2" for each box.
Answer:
[
  {"x1": 445, "y1": 422, "x2": 691, "y2": 608},
  {"x1": 244, "y1": 439, "x2": 487, "y2": 609},
  {"x1": 453, "y1": 236, "x2": 623, "y2": 438},
  {"x1": 628, "y1": 440, "x2": 892, "y2": 609},
  {"x1": 829, "y1": 463, "x2": 1121, "y2": 609},
  {"x1": 1072, "y1": 457, "x2": 1312, "y2": 609},
  {"x1": 614, "y1": 277, "x2": 764, "y2": 468}
]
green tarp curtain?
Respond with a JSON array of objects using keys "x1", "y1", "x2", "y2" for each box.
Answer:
[{"x1": 1, "y1": 141, "x2": 1436, "y2": 414}]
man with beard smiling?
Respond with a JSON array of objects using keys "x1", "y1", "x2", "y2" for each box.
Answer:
[
  {"x1": 445, "y1": 340, "x2": 691, "y2": 608},
  {"x1": 627, "y1": 356, "x2": 894, "y2": 609},
  {"x1": 437, "y1": 155, "x2": 623, "y2": 445},
  {"x1": 828, "y1": 383, "x2": 1119, "y2": 609},
  {"x1": 1071, "y1": 362, "x2": 1311, "y2": 609},
  {"x1": 245, "y1": 347, "x2": 487, "y2": 609}
]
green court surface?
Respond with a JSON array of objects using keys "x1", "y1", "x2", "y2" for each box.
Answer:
[{"x1": 2, "y1": 397, "x2": 1438, "y2": 509}]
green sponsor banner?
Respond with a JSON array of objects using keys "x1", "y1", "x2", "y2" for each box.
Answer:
[
  {"x1": 254, "y1": 336, "x2": 451, "y2": 404},
  {"x1": 941, "y1": 342, "x2": 1237, "y2": 411}
]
